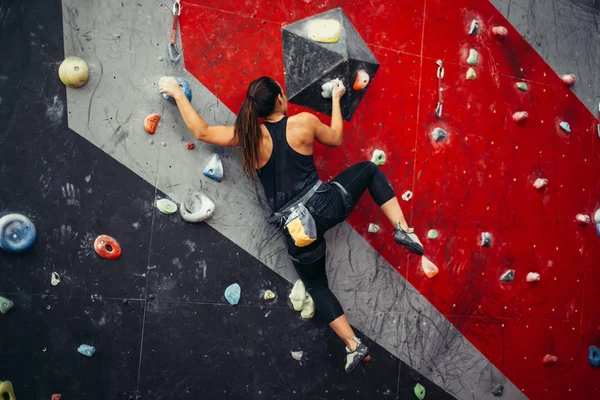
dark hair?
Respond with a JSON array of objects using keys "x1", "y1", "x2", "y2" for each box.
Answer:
[{"x1": 234, "y1": 76, "x2": 282, "y2": 178}]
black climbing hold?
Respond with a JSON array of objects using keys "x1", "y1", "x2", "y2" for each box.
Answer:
[
  {"x1": 123, "y1": 299, "x2": 129, "y2": 305},
  {"x1": 41, "y1": 294, "x2": 48, "y2": 300},
  {"x1": 149, "y1": 294, "x2": 155, "y2": 300},
  {"x1": 480, "y1": 232, "x2": 492, "y2": 247},
  {"x1": 492, "y1": 384, "x2": 503, "y2": 396},
  {"x1": 282, "y1": 8, "x2": 379, "y2": 121}
]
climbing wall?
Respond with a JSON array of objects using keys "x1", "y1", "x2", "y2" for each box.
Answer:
[{"x1": 179, "y1": 0, "x2": 600, "y2": 399}]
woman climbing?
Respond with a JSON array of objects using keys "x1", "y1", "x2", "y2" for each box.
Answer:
[{"x1": 158, "y1": 76, "x2": 424, "y2": 374}]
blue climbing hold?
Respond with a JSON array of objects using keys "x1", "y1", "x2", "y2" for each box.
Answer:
[
  {"x1": 224, "y1": 283, "x2": 241, "y2": 305},
  {"x1": 161, "y1": 77, "x2": 192, "y2": 103},
  {"x1": 77, "y1": 344, "x2": 96, "y2": 357},
  {"x1": 589, "y1": 345, "x2": 600, "y2": 367},
  {"x1": 0, "y1": 213, "x2": 36, "y2": 252},
  {"x1": 203, "y1": 154, "x2": 224, "y2": 182}
]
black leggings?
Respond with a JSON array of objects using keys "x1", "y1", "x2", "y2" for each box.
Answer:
[{"x1": 285, "y1": 162, "x2": 396, "y2": 323}]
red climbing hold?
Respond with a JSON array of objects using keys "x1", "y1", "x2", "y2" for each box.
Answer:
[
  {"x1": 561, "y1": 74, "x2": 576, "y2": 87},
  {"x1": 52, "y1": 395, "x2": 62, "y2": 400},
  {"x1": 94, "y1": 235, "x2": 122, "y2": 260},
  {"x1": 363, "y1": 355, "x2": 372, "y2": 362},
  {"x1": 144, "y1": 113, "x2": 161, "y2": 134},
  {"x1": 492, "y1": 26, "x2": 508, "y2": 39},
  {"x1": 186, "y1": 142, "x2": 195, "y2": 150},
  {"x1": 542, "y1": 354, "x2": 558, "y2": 365}
]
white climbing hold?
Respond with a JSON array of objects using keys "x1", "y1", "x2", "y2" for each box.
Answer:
[
  {"x1": 533, "y1": 178, "x2": 548, "y2": 190},
  {"x1": 466, "y1": 68, "x2": 477, "y2": 80},
  {"x1": 516, "y1": 82, "x2": 528, "y2": 91},
  {"x1": 468, "y1": 20, "x2": 479, "y2": 35},
  {"x1": 156, "y1": 198, "x2": 178, "y2": 214},
  {"x1": 307, "y1": 19, "x2": 341, "y2": 43},
  {"x1": 595, "y1": 209, "x2": 600, "y2": 237},
  {"x1": 562, "y1": 74, "x2": 576, "y2": 87},
  {"x1": 263, "y1": 290, "x2": 276, "y2": 300},
  {"x1": 371, "y1": 149, "x2": 386, "y2": 166},
  {"x1": 401, "y1": 191, "x2": 413, "y2": 201},
  {"x1": 526, "y1": 272, "x2": 541, "y2": 283},
  {"x1": 480, "y1": 232, "x2": 492, "y2": 247},
  {"x1": 321, "y1": 78, "x2": 344, "y2": 99},
  {"x1": 291, "y1": 350, "x2": 304, "y2": 361},
  {"x1": 432, "y1": 127, "x2": 447, "y2": 142},
  {"x1": 512, "y1": 111, "x2": 528, "y2": 124},
  {"x1": 492, "y1": 26, "x2": 508, "y2": 39},
  {"x1": 427, "y1": 229, "x2": 439, "y2": 240},
  {"x1": 467, "y1": 49, "x2": 479, "y2": 66},
  {"x1": 289, "y1": 280, "x2": 306, "y2": 311},
  {"x1": 180, "y1": 192, "x2": 215, "y2": 223},
  {"x1": 300, "y1": 293, "x2": 315, "y2": 319},
  {"x1": 203, "y1": 154, "x2": 223, "y2": 182},
  {"x1": 368, "y1": 223, "x2": 380, "y2": 233},
  {"x1": 575, "y1": 214, "x2": 591, "y2": 226},
  {"x1": 500, "y1": 270, "x2": 515, "y2": 282},
  {"x1": 559, "y1": 121, "x2": 571, "y2": 133},
  {"x1": 51, "y1": 272, "x2": 61, "y2": 286}
]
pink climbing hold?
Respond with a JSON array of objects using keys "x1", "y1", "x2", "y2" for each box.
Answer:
[
  {"x1": 533, "y1": 178, "x2": 548, "y2": 190},
  {"x1": 561, "y1": 74, "x2": 576, "y2": 87},
  {"x1": 542, "y1": 354, "x2": 558, "y2": 365},
  {"x1": 575, "y1": 214, "x2": 591, "y2": 226},
  {"x1": 512, "y1": 111, "x2": 528, "y2": 124},
  {"x1": 526, "y1": 272, "x2": 541, "y2": 283},
  {"x1": 421, "y1": 257, "x2": 439, "y2": 279},
  {"x1": 492, "y1": 26, "x2": 508, "y2": 39}
]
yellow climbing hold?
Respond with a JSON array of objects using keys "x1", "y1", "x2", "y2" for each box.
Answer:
[
  {"x1": 466, "y1": 68, "x2": 477, "y2": 80},
  {"x1": 0, "y1": 381, "x2": 16, "y2": 400},
  {"x1": 307, "y1": 19, "x2": 341, "y2": 43}
]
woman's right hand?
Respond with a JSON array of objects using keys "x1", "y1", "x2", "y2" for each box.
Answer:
[
  {"x1": 158, "y1": 77, "x2": 183, "y2": 100},
  {"x1": 332, "y1": 79, "x2": 346, "y2": 100}
]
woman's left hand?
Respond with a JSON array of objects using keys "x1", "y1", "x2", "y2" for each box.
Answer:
[{"x1": 158, "y1": 77, "x2": 183, "y2": 99}]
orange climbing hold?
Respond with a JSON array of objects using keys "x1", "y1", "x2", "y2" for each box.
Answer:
[
  {"x1": 186, "y1": 142, "x2": 195, "y2": 150},
  {"x1": 52, "y1": 395, "x2": 62, "y2": 400},
  {"x1": 542, "y1": 354, "x2": 558, "y2": 365},
  {"x1": 94, "y1": 235, "x2": 122, "y2": 260},
  {"x1": 561, "y1": 74, "x2": 576, "y2": 87},
  {"x1": 353, "y1": 70, "x2": 370, "y2": 91},
  {"x1": 144, "y1": 113, "x2": 161, "y2": 134},
  {"x1": 421, "y1": 257, "x2": 439, "y2": 278},
  {"x1": 492, "y1": 26, "x2": 508, "y2": 39}
]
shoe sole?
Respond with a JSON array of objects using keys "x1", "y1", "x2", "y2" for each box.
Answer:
[
  {"x1": 345, "y1": 350, "x2": 369, "y2": 374},
  {"x1": 395, "y1": 238, "x2": 425, "y2": 255}
]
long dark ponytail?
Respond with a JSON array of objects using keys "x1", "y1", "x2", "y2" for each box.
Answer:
[{"x1": 234, "y1": 76, "x2": 282, "y2": 178}]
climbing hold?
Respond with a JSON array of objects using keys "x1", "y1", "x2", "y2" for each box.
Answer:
[
  {"x1": 526, "y1": 272, "x2": 541, "y2": 283},
  {"x1": 77, "y1": 344, "x2": 96, "y2": 357},
  {"x1": 0, "y1": 381, "x2": 16, "y2": 400},
  {"x1": 353, "y1": 70, "x2": 370, "y2": 91},
  {"x1": 180, "y1": 192, "x2": 215, "y2": 223},
  {"x1": 421, "y1": 257, "x2": 439, "y2": 279},
  {"x1": 368, "y1": 223, "x2": 380, "y2": 234},
  {"x1": 0, "y1": 296, "x2": 14, "y2": 314},
  {"x1": 291, "y1": 350, "x2": 304, "y2": 361},
  {"x1": 203, "y1": 154, "x2": 224, "y2": 182},
  {"x1": 58, "y1": 57, "x2": 89, "y2": 88},
  {"x1": 466, "y1": 68, "x2": 477, "y2": 80},
  {"x1": 467, "y1": 49, "x2": 478, "y2": 66},
  {"x1": 512, "y1": 111, "x2": 528, "y2": 124},
  {"x1": 500, "y1": 270, "x2": 515, "y2": 283},
  {"x1": 427, "y1": 229, "x2": 439, "y2": 240},
  {"x1": 307, "y1": 19, "x2": 341, "y2": 43},
  {"x1": 559, "y1": 121, "x2": 571, "y2": 133},
  {"x1": 414, "y1": 383, "x2": 426, "y2": 400},
  {"x1": 542, "y1": 354, "x2": 557, "y2": 365},
  {"x1": 93, "y1": 235, "x2": 122, "y2": 260},
  {"x1": 533, "y1": 178, "x2": 548, "y2": 190},
  {"x1": 300, "y1": 293, "x2": 315, "y2": 319},
  {"x1": 52, "y1": 394, "x2": 62, "y2": 400},
  {"x1": 156, "y1": 198, "x2": 178, "y2": 214},
  {"x1": 492, "y1": 26, "x2": 508, "y2": 39},
  {"x1": 401, "y1": 191, "x2": 413, "y2": 201},
  {"x1": 186, "y1": 142, "x2": 195, "y2": 150},
  {"x1": 371, "y1": 149, "x2": 386, "y2": 166},
  {"x1": 264, "y1": 290, "x2": 276, "y2": 300},
  {"x1": 289, "y1": 280, "x2": 306, "y2": 311},
  {"x1": 480, "y1": 232, "x2": 492, "y2": 247},
  {"x1": 144, "y1": 113, "x2": 160, "y2": 134},
  {"x1": 595, "y1": 209, "x2": 600, "y2": 237},
  {"x1": 561, "y1": 74, "x2": 576, "y2": 87},
  {"x1": 321, "y1": 78, "x2": 344, "y2": 99},
  {"x1": 51, "y1": 272, "x2": 61, "y2": 286},
  {"x1": 589, "y1": 345, "x2": 600, "y2": 367},
  {"x1": 575, "y1": 214, "x2": 591, "y2": 226},
  {"x1": 431, "y1": 127, "x2": 447, "y2": 142},
  {"x1": 491, "y1": 384, "x2": 503, "y2": 397},
  {"x1": 224, "y1": 283, "x2": 241, "y2": 305},
  {"x1": 516, "y1": 82, "x2": 528, "y2": 91},
  {"x1": 468, "y1": 20, "x2": 479, "y2": 35},
  {"x1": 0, "y1": 213, "x2": 37, "y2": 252},
  {"x1": 160, "y1": 77, "x2": 192, "y2": 103}
]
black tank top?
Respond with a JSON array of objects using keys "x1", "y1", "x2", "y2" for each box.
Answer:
[{"x1": 257, "y1": 117, "x2": 319, "y2": 211}]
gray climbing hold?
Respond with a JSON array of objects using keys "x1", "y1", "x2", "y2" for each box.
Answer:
[
  {"x1": 291, "y1": 350, "x2": 303, "y2": 361},
  {"x1": 156, "y1": 198, "x2": 177, "y2": 214},
  {"x1": 595, "y1": 209, "x2": 600, "y2": 237},
  {"x1": 0, "y1": 296, "x2": 14, "y2": 314},
  {"x1": 371, "y1": 149, "x2": 386, "y2": 166},
  {"x1": 480, "y1": 232, "x2": 492, "y2": 247},
  {"x1": 203, "y1": 154, "x2": 224, "y2": 182},
  {"x1": 466, "y1": 68, "x2": 477, "y2": 80},
  {"x1": 432, "y1": 127, "x2": 447, "y2": 142},
  {"x1": 516, "y1": 82, "x2": 528, "y2": 91},
  {"x1": 491, "y1": 384, "x2": 503, "y2": 396},
  {"x1": 559, "y1": 121, "x2": 571, "y2": 133},
  {"x1": 77, "y1": 344, "x2": 96, "y2": 357},
  {"x1": 500, "y1": 270, "x2": 515, "y2": 283},
  {"x1": 468, "y1": 20, "x2": 479, "y2": 35},
  {"x1": 224, "y1": 283, "x2": 241, "y2": 305},
  {"x1": 401, "y1": 191, "x2": 413, "y2": 201},
  {"x1": 368, "y1": 223, "x2": 380, "y2": 233},
  {"x1": 180, "y1": 192, "x2": 215, "y2": 223},
  {"x1": 51, "y1": 272, "x2": 61, "y2": 286},
  {"x1": 467, "y1": 49, "x2": 478, "y2": 66},
  {"x1": 427, "y1": 229, "x2": 439, "y2": 240},
  {"x1": 321, "y1": 78, "x2": 344, "y2": 99}
]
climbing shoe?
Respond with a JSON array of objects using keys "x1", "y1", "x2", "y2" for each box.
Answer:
[
  {"x1": 394, "y1": 225, "x2": 425, "y2": 255},
  {"x1": 345, "y1": 337, "x2": 369, "y2": 374}
]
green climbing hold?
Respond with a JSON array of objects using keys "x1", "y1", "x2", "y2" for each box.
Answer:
[
  {"x1": 156, "y1": 198, "x2": 178, "y2": 214},
  {"x1": 516, "y1": 82, "x2": 528, "y2": 91},
  {"x1": 0, "y1": 296, "x2": 14, "y2": 314},
  {"x1": 371, "y1": 149, "x2": 386, "y2": 166},
  {"x1": 427, "y1": 229, "x2": 439, "y2": 240},
  {"x1": 414, "y1": 383, "x2": 426, "y2": 400}
]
